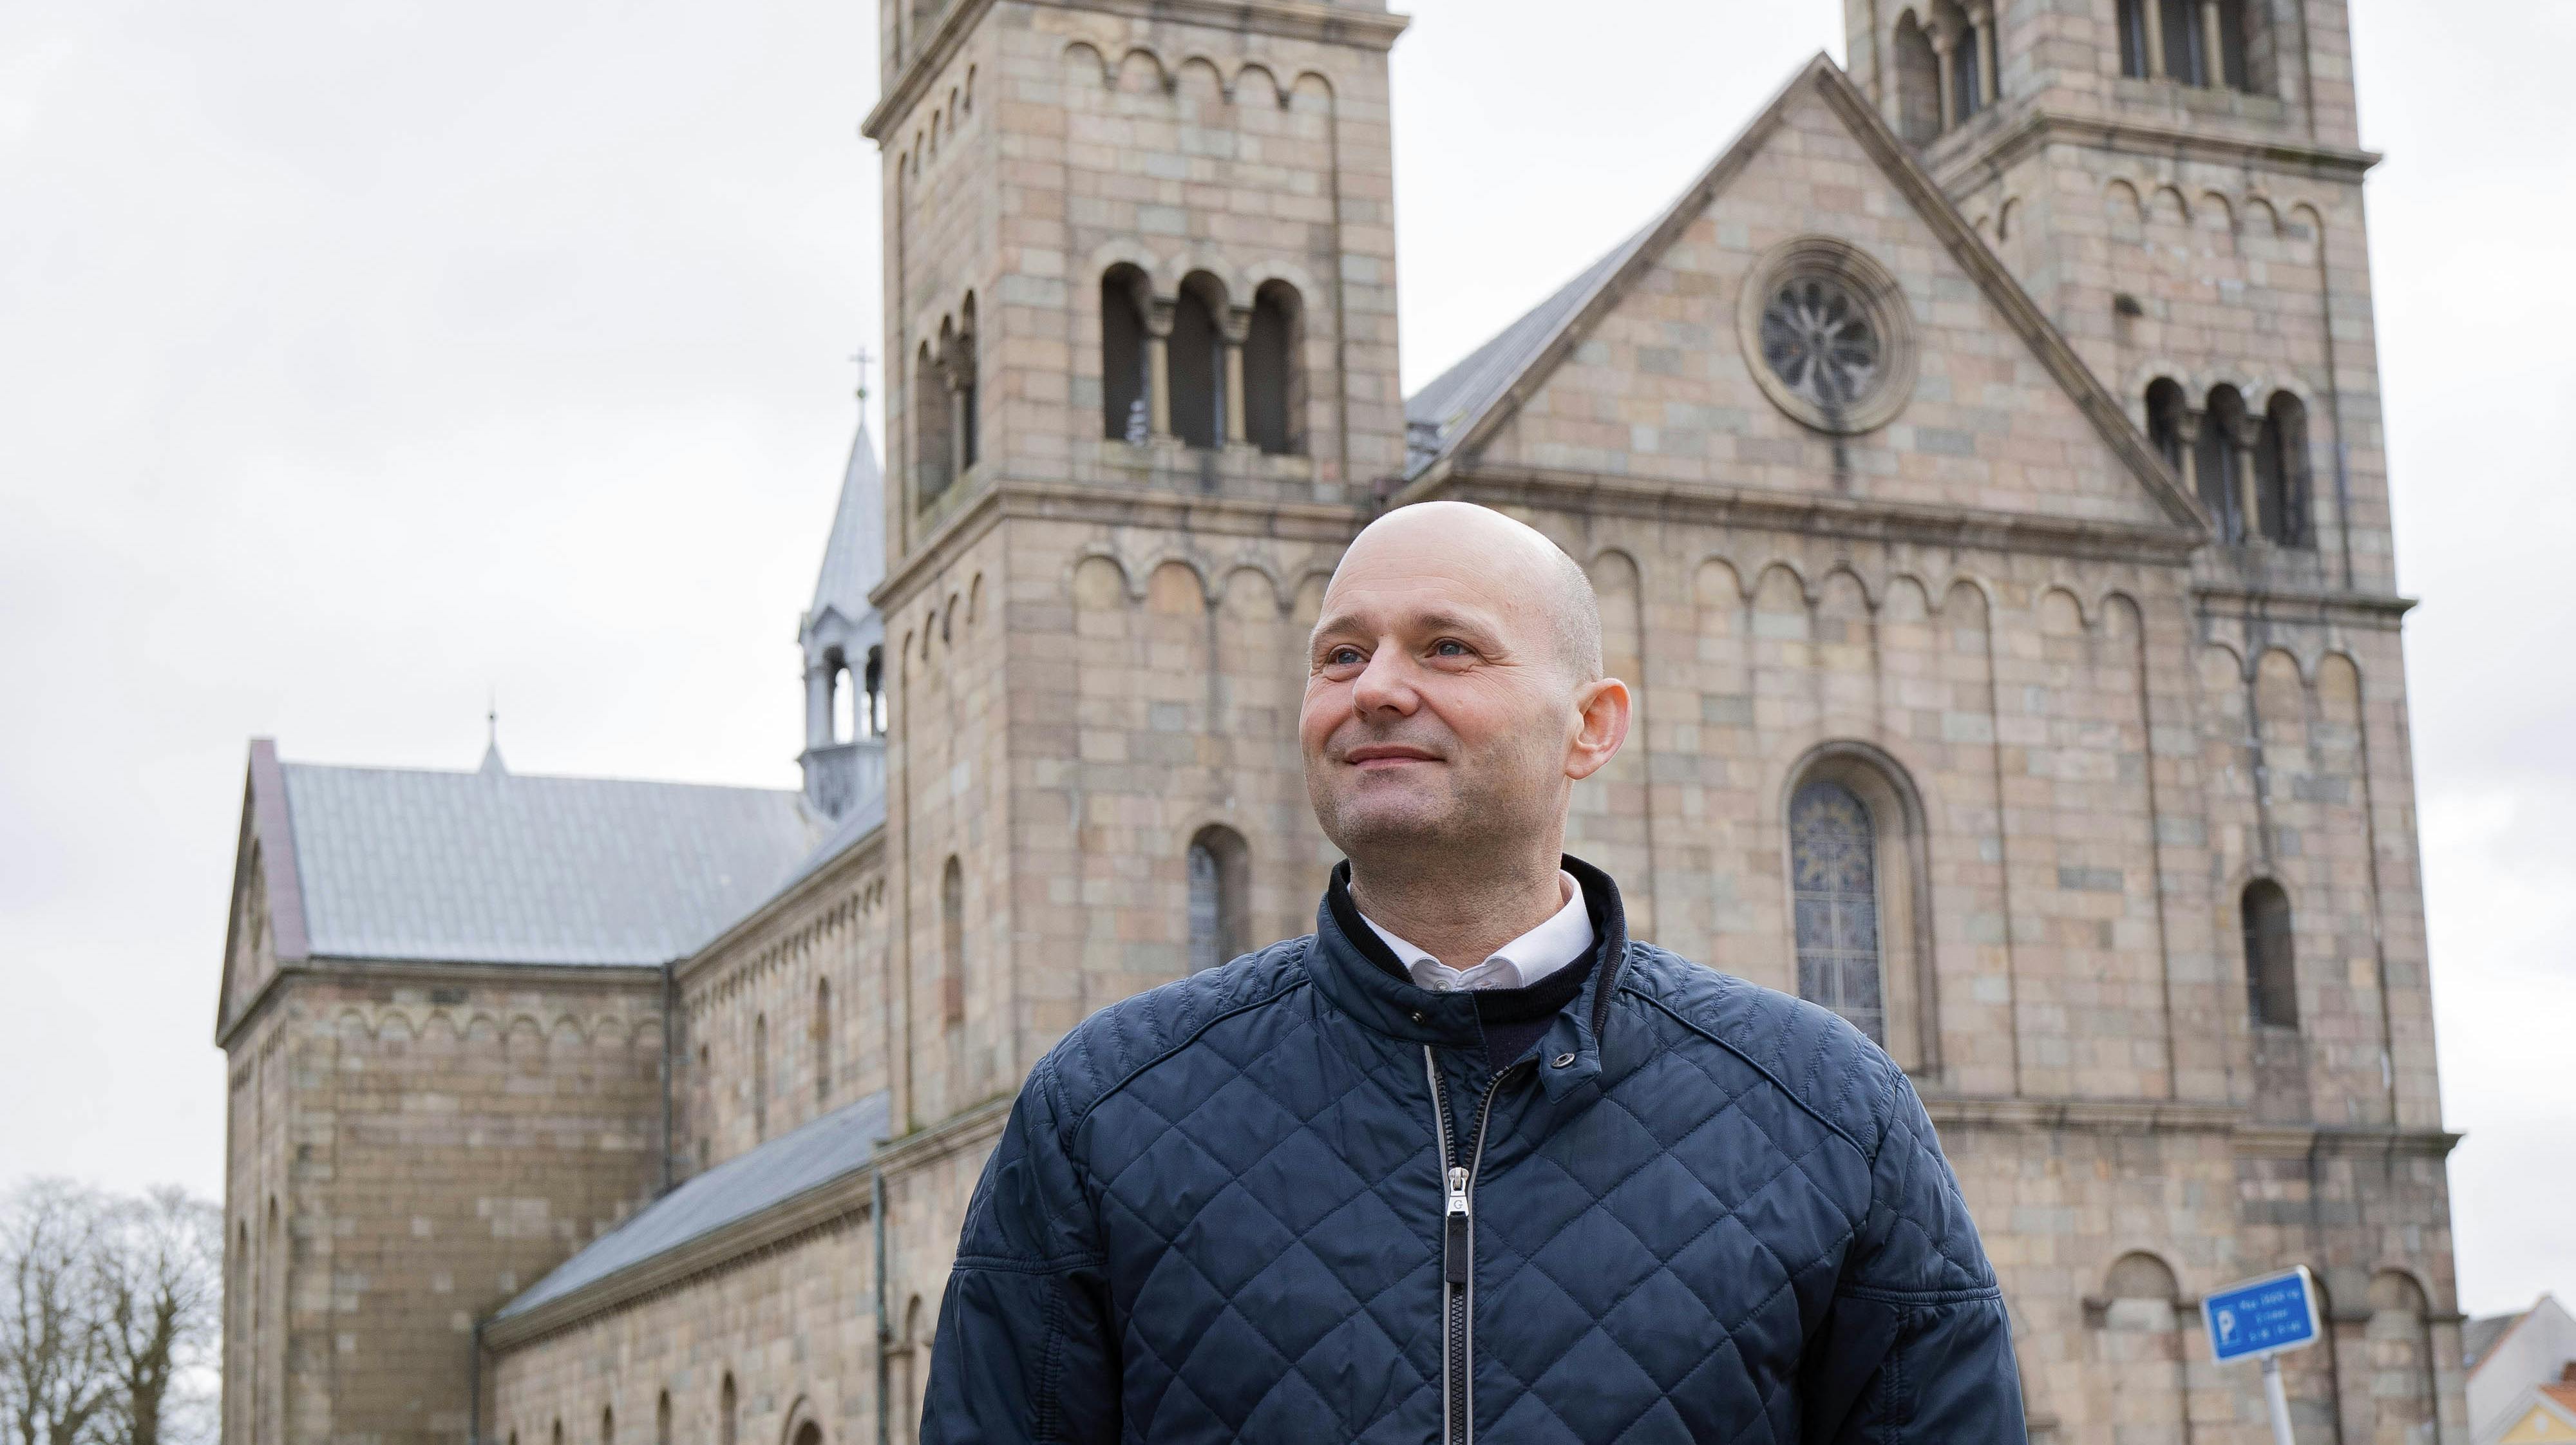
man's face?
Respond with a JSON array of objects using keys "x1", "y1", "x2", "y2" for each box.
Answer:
[{"x1": 1299, "y1": 520, "x2": 1588, "y2": 864}]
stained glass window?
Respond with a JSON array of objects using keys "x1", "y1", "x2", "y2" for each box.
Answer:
[
  {"x1": 1759, "y1": 276, "x2": 1884, "y2": 414},
  {"x1": 1791, "y1": 779, "x2": 1886, "y2": 1044}
]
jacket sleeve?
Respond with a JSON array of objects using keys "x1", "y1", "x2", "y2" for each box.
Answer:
[
  {"x1": 1800, "y1": 1064, "x2": 2027, "y2": 1445},
  {"x1": 918, "y1": 1054, "x2": 1119, "y2": 1445}
]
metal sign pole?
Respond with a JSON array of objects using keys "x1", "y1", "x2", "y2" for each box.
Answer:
[{"x1": 2259, "y1": 1355, "x2": 2296, "y2": 1445}]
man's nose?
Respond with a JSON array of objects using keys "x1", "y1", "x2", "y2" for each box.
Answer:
[{"x1": 1349, "y1": 645, "x2": 1419, "y2": 717}]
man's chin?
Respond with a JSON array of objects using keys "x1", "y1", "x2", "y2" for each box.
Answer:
[{"x1": 1322, "y1": 795, "x2": 1459, "y2": 856}]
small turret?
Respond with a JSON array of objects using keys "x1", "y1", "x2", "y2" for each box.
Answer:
[{"x1": 797, "y1": 391, "x2": 889, "y2": 820}]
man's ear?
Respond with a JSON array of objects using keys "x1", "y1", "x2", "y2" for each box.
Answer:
[{"x1": 1562, "y1": 677, "x2": 1632, "y2": 782}]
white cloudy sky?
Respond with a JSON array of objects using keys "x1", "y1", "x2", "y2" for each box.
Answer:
[{"x1": 3, "y1": 0, "x2": 2568, "y2": 1318}]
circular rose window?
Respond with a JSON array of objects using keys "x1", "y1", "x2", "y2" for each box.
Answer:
[{"x1": 1736, "y1": 238, "x2": 1917, "y2": 435}]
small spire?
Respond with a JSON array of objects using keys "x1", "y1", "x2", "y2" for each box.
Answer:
[{"x1": 480, "y1": 690, "x2": 506, "y2": 777}]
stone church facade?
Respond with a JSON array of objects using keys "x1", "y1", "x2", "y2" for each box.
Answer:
[{"x1": 213, "y1": 0, "x2": 2466, "y2": 1442}]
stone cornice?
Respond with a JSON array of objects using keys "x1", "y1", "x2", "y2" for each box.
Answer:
[
  {"x1": 1924, "y1": 1093, "x2": 2462, "y2": 1159},
  {"x1": 2190, "y1": 581, "x2": 2418, "y2": 625},
  {"x1": 873, "y1": 477, "x2": 1365, "y2": 614},
  {"x1": 1403, "y1": 464, "x2": 2204, "y2": 568},
  {"x1": 214, "y1": 957, "x2": 665, "y2": 1050},
  {"x1": 479, "y1": 1099, "x2": 1012, "y2": 1352},
  {"x1": 863, "y1": 0, "x2": 1409, "y2": 140},
  {"x1": 1935, "y1": 107, "x2": 2382, "y2": 195}
]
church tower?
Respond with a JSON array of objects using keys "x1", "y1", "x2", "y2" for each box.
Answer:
[
  {"x1": 1844, "y1": 0, "x2": 2393, "y2": 594},
  {"x1": 858, "y1": 0, "x2": 1408, "y2": 1131}
]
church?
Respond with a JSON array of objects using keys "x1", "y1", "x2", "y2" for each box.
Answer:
[{"x1": 212, "y1": 0, "x2": 2469, "y2": 1441}]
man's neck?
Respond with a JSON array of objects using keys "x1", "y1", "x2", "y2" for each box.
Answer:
[{"x1": 1347, "y1": 847, "x2": 1566, "y2": 975}]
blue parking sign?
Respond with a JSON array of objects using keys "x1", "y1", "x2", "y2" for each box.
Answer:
[{"x1": 2202, "y1": 1267, "x2": 2320, "y2": 1363}]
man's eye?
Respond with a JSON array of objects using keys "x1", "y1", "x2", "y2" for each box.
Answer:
[
  {"x1": 1328, "y1": 647, "x2": 1365, "y2": 667},
  {"x1": 1432, "y1": 641, "x2": 1470, "y2": 658}
]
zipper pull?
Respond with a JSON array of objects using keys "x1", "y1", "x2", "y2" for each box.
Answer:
[{"x1": 1443, "y1": 1166, "x2": 1471, "y2": 1287}]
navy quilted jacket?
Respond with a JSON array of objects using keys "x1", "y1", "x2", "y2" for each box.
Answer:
[{"x1": 922, "y1": 860, "x2": 2023, "y2": 1444}]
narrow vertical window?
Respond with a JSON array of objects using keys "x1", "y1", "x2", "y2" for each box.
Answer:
[
  {"x1": 2213, "y1": 0, "x2": 2251, "y2": 90},
  {"x1": 2161, "y1": 0, "x2": 2204, "y2": 85},
  {"x1": 752, "y1": 1014, "x2": 769, "y2": 1141},
  {"x1": 954, "y1": 296, "x2": 980, "y2": 473},
  {"x1": 2117, "y1": 0, "x2": 2152, "y2": 77},
  {"x1": 1893, "y1": 14, "x2": 1941, "y2": 147},
  {"x1": 655, "y1": 1393, "x2": 670, "y2": 1445},
  {"x1": 1244, "y1": 283, "x2": 1303, "y2": 455},
  {"x1": 814, "y1": 977, "x2": 833, "y2": 1108},
  {"x1": 2257, "y1": 392, "x2": 2311, "y2": 547},
  {"x1": 862, "y1": 647, "x2": 886, "y2": 737},
  {"x1": 1169, "y1": 276, "x2": 1226, "y2": 449},
  {"x1": 1101, "y1": 267, "x2": 1150, "y2": 443},
  {"x1": 1952, "y1": 22, "x2": 1984, "y2": 122},
  {"x1": 2244, "y1": 880, "x2": 2298, "y2": 1028},
  {"x1": 719, "y1": 1376, "x2": 737, "y2": 1445},
  {"x1": 941, "y1": 858, "x2": 966, "y2": 1025},
  {"x1": 914, "y1": 341, "x2": 954, "y2": 509},
  {"x1": 2145, "y1": 379, "x2": 2188, "y2": 472},
  {"x1": 2200, "y1": 384, "x2": 2249, "y2": 544},
  {"x1": 1186, "y1": 826, "x2": 1251, "y2": 972},
  {"x1": 601, "y1": 1406, "x2": 614, "y2": 1445},
  {"x1": 1790, "y1": 780, "x2": 1886, "y2": 1044}
]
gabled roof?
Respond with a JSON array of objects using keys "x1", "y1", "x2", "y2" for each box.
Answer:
[
  {"x1": 227, "y1": 744, "x2": 822, "y2": 976},
  {"x1": 494, "y1": 1089, "x2": 893, "y2": 1323},
  {"x1": 807, "y1": 416, "x2": 886, "y2": 636},
  {"x1": 2473, "y1": 1310, "x2": 2537, "y2": 1371},
  {"x1": 1399, "y1": 53, "x2": 2204, "y2": 533}
]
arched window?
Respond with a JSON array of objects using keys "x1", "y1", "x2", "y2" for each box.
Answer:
[
  {"x1": 814, "y1": 977, "x2": 833, "y2": 1108},
  {"x1": 1790, "y1": 779, "x2": 1886, "y2": 1045},
  {"x1": 2117, "y1": 0, "x2": 2152, "y2": 77},
  {"x1": 1951, "y1": 16, "x2": 1985, "y2": 124},
  {"x1": 719, "y1": 1375, "x2": 737, "y2": 1445},
  {"x1": 752, "y1": 1014, "x2": 770, "y2": 1140},
  {"x1": 940, "y1": 858, "x2": 966, "y2": 1025},
  {"x1": 1169, "y1": 274, "x2": 1226, "y2": 449},
  {"x1": 601, "y1": 1406, "x2": 614, "y2": 1445},
  {"x1": 914, "y1": 341, "x2": 954, "y2": 509},
  {"x1": 655, "y1": 1392, "x2": 670, "y2": 1445},
  {"x1": 791, "y1": 1425, "x2": 823, "y2": 1445},
  {"x1": 1244, "y1": 282, "x2": 1303, "y2": 455},
  {"x1": 1101, "y1": 266, "x2": 1150, "y2": 443},
  {"x1": 2255, "y1": 392, "x2": 2311, "y2": 547},
  {"x1": 551, "y1": 1420, "x2": 563, "y2": 1445},
  {"x1": 1186, "y1": 825, "x2": 1251, "y2": 973},
  {"x1": 2199, "y1": 384, "x2": 2250, "y2": 543},
  {"x1": 1893, "y1": 14, "x2": 1940, "y2": 146},
  {"x1": 862, "y1": 647, "x2": 886, "y2": 737},
  {"x1": 2243, "y1": 878, "x2": 2297, "y2": 1028},
  {"x1": 2145, "y1": 378, "x2": 2189, "y2": 472}
]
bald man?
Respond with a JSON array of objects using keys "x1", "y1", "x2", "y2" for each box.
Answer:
[{"x1": 922, "y1": 502, "x2": 2025, "y2": 1445}]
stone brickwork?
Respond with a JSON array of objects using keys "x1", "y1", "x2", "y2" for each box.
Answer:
[
  {"x1": 219, "y1": 966, "x2": 666, "y2": 1445},
  {"x1": 217, "y1": 3, "x2": 2466, "y2": 1445}
]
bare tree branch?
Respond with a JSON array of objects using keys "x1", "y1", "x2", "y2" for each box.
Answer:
[
  {"x1": 90, "y1": 1191, "x2": 221, "y2": 1445},
  {"x1": 0, "y1": 1181, "x2": 116, "y2": 1445}
]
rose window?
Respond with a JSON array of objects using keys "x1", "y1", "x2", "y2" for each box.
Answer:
[{"x1": 1759, "y1": 276, "x2": 1884, "y2": 412}]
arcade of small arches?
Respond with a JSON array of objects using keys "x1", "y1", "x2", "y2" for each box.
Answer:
[
  {"x1": 2144, "y1": 377, "x2": 2313, "y2": 547},
  {"x1": 1890, "y1": 0, "x2": 2282, "y2": 147},
  {"x1": 1889, "y1": 1, "x2": 2002, "y2": 144},
  {"x1": 505, "y1": 1374, "x2": 846, "y2": 1445},
  {"x1": 1099, "y1": 266, "x2": 1306, "y2": 457},
  {"x1": 912, "y1": 297, "x2": 978, "y2": 512},
  {"x1": 810, "y1": 645, "x2": 887, "y2": 748}
]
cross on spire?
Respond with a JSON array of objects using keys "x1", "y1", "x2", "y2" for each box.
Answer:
[{"x1": 851, "y1": 347, "x2": 874, "y2": 402}]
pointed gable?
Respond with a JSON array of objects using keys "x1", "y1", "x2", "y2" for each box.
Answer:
[
  {"x1": 1405, "y1": 55, "x2": 2202, "y2": 538},
  {"x1": 215, "y1": 739, "x2": 310, "y2": 1042}
]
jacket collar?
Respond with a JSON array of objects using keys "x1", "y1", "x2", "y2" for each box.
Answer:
[{"x1": 1304, "y1": 855, "x2": 1631, "y2": 1097}]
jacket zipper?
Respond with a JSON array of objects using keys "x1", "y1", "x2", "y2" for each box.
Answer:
[{"x1": 1425, "y1": 1045, "x2": 1530, "y2": 1445}]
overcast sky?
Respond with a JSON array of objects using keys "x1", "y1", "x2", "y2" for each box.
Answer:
[{"x1": 4, "y1": 0, "x2": 2568, "y2": 1319}]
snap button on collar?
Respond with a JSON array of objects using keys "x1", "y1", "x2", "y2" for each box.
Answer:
[
  {"x1": 1409, "y1": 1010, "x2": 1426, "y2": 1025},
  {"x1": 1553, "y1": 1052, "x2": 1577, "y2": 1068}
]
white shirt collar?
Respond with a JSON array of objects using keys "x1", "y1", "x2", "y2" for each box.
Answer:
[{"x1": 1357, "y1": 871, "x2": 1595, "y2": 994}]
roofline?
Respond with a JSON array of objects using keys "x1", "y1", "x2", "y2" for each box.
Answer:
[
  {"x1": 480, "y1": 1097, "x2": 1008, "y2": 1352},
  {"x1": 1417, "y1": 53, "x2": 2209, "y2": 542},
  {"x1": 2468, "y1": 1294, "x2": 2568, "y2": 1383},
  {"x1": 215, "y1": 740, "x2": 312, "y2": 1043},
  {"x1": 674, "y1": 817, "x2": 890, "y2": 988}
]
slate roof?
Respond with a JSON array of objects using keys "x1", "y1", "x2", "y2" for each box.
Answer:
[
  {"x1": 1403, "y1": 225, "x2": 1653, "y2": 477},
  {"x1": 808, "y1": 419, "x2": 886, "y2": 631},
  {"x1": 2468, "y1": 1310, "x2": 2530, "y2": 1370},
  {"x1": 495, "y1": 1089, "x2": 893, "y2": 1321},
  {"x1": 278, "y1": 760, "x2": 822, "y2": 967}
]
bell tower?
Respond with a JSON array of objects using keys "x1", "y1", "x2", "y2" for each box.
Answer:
[
  {"x1": 857, "y1": 0, "x2": 1408, "y2": 1131},
  {"x1": 1843, "y1": 0, "x2": 2392, "y2": 594}
]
